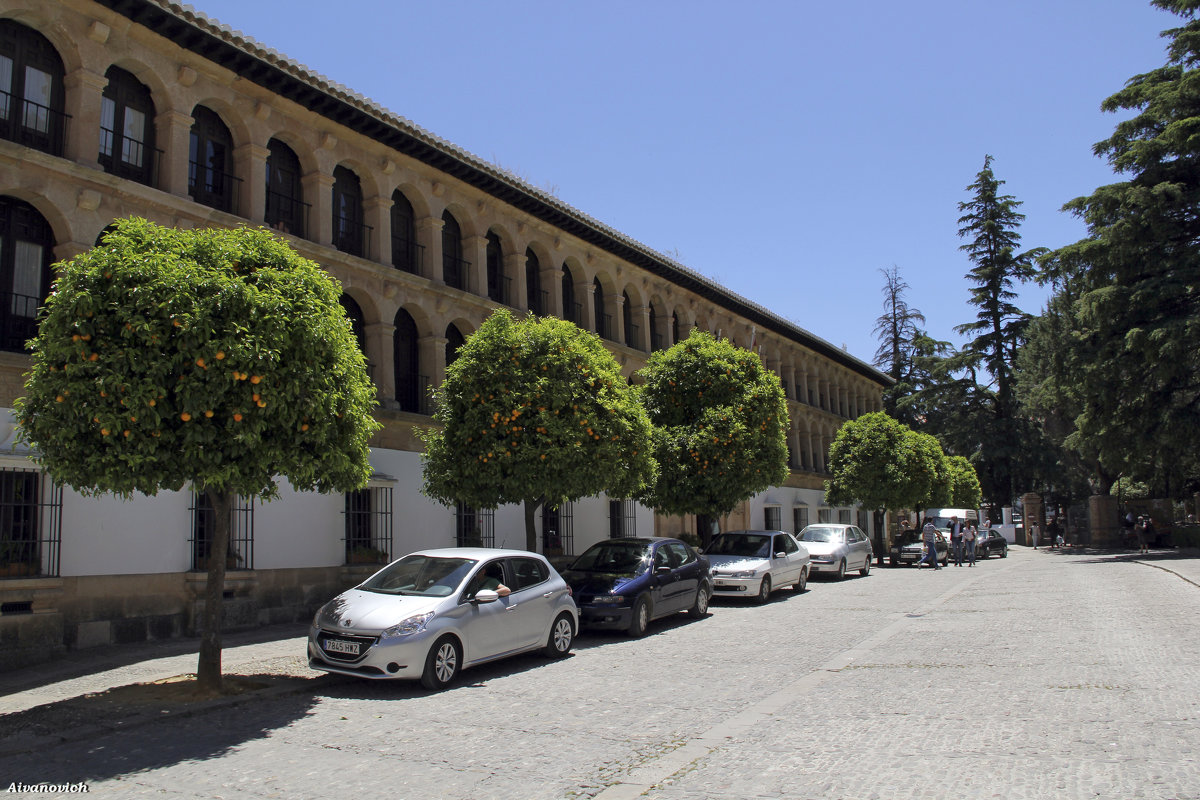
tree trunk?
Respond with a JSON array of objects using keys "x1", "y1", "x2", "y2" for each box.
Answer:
[
  {"x1": 196, "y1": 488, "x2": 232, "y2": 693},
  {"x1": 523, "y1": 498, "x2": 541, "y2": 552}
]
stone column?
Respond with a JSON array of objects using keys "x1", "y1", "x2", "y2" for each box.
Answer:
[
  {"x1": 156, "y1": 109, "x2": 194, "y2": 198},
  {"x1": 542, "y1": 264, "x2": 564, "y2": 318},
  {"x1": 1022, "y1": 492, "x2": 1044, "y2": 547},
  {"x1": 236, "y1": 143, "x2": 270, "y2": 226},
  {"x1": 782, "y1": 364, "x2": 796, "y2": 401},
  {"x1": 632, "y1": 304, "x2": 651, "y2": 351},
  {"x1": 505, "y1": 252, "x2": 527, "y2": 311},
  {"x1": 1088, "y1": 495, "x2": 1120, "y2": 548},
  {"x1": 63, "y1": 68, "x2": 107, "y2": 168},
  {"x1": 578, "y1": 280, "x2": 596, "y2": 333},
  {"x1": 303, "y1": 172, "x2": 336, "y2": 249},
  {"x1": 364, "y1": 321, "x2": 395, "y2": 407},
  {"x1": 364, "y1": 196, "x2": 391, "y2": 264},
  {"x1": 464, "y1": 236, "x2": 489, "y2": 300},
  {"x1": 422, "y1": 335, "x2": 448, "y2": 395}
]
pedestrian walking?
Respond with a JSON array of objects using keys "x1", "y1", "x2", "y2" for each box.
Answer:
[
  {"x1": 919, "y1": 522, "x2": 941, "y2": 570},
  {"x1": 948, "y1": 515, "x2": 965, "y2": 566},
  {"x1": 1031, "y1": 521, "x2": 1040, "y2": 549},
  {"x1": 964, "y1": 523, "x2": 977, "y2": 566}
]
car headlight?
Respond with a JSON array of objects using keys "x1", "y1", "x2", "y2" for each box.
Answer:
[
  {"x1": 726, "y1": 570, "x2": 758, "y2": 579},
  {"x1": 590, "y1": 595, "x2": 625, "y2": 605},
  {"x1": 382, "y1": 612, "x2": 434, "y2": 638}
]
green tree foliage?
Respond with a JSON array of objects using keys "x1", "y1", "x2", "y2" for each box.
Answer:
[
  {"x1": 16, "y1": 218, "x2": 379, "y2": 691},
  {"x1": 637, "y1": 330, "x2": 788, "y2": 524},
  {"x1": 952, "y1": 155, "x2": 1044, "y2": 505},
  {"x1": 1038, "y1": 0, "x2": 1200, "y2": 499},
  {"x1": 420, "y1": 310, "x2": 655, "y2": 550},
  {"x1": 871, "y1": 266, "x2": 928, "y2": 426},
  {"x1": 911, "y1": 430, "x2": 952, "y2": 510},
  {"x1": 825, "y1": 412, "x2": 933, "y2": 513},
  {"x1": 945, "y1": 455, "x2": 983, "y2": 509}
]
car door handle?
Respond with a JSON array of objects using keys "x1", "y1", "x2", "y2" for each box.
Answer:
[
  {"x1": 506, "y1": 603, "x2": 519, "y2": 611},
  {"x1": 542, "y1": 592, "x2": 554, "y2": 598}
]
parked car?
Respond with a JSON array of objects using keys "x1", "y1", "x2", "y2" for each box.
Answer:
[
  {"x1": 308, "y1": 548, "x2": 578, "y2": 690},
  {"x1": 975, "y1": 528, "x2": 1008, "y2": 559},
  {"x1": 704, "y1": 530, "x2": 810, "y2": 603},
  {"x1": 890, "y1": 529, "x2": 949, "y2": 567},
  {"x1": 798, "y1": 524, "x2": 873, "y2": 579},
  {"x1": 562, "y1": 537, "x2": 712, "y2": 637}
]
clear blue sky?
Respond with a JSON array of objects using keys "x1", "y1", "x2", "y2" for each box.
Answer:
[{"x1": 189, "y1": 0, "x2": 1175, "y2": 369}]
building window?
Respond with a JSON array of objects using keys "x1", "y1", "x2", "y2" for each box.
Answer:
[
  {"x1": 0, "y1": 21, "x2": 68, "y2": 156},
  {"x1": 100, "y1": 66, "x2": 155, "y2": 186},
  {"x1": 486, "y1": 232, "x2": 506, "y2": 303},
  {"x1": 393, "y1": 308, "x2": 426, "y2": 414},
  {"x1": 525, "y1": 248, "x2": 543, "y2": 315},
  {"x1": 0, "y1": 196, "x2": 53, "y2": 353},
  {"x1": 339, "y1": 295, "x2": 371, "y2": 381},
  {"x1": 456, "y1": 503, "x2": 494, "y2": 547},
  {"x1": 265, "y1": 139, "x2": 306, "y2": 237},
  {"x1": 189, "y1": 490, "x2": 254, "y2": 571},
  {"x1": 609, "y1": 498, "x2": 637, "y2": 538},
  {"x1": 593, "y1": 278, "x2": 609, "y2": 339},
  {"x1": 649, "y1": 303, "x2": 662, "y2": 352},
  {"x1": 542, "y1": 501, "x2": 574, "y2": 556},
  {"x1": 332, "y1": 165, "x2": 368, "y2": 257},
  {"x1": 391, "y1": 191, "x2": 422, "y2": 274},
  {"x1": 838, "y1": 509, "x2": 852, "y2": 525},
  {"x1": 561, "y1": 266, "x2": 578, "y2": 325},
  {"x1": 764, "y1": 505, "x2": 782, "y2": 531},
  {"x1": 622, "y1": 291, "x2": 637, "y2": 348},
  {"x1": 818, "y1": 507, "x2": 832, "y2": 524},
  {"x1": 344, "y1": 484, "x2": 393, "y2": 565},
  {"x1": 793, "y1": 504, "x2": 809, "y2": 533},
  {"x1": 0, "y1": 467, "x2": 62, "y2": 579},
  {"x1": 441, "y1": 211, "x2": 468, "y2": 291},
  {"x1": 445, "y1": 323, "x2": 465, "y2": 369},
  {"x1": 188, "y1": 105, "x2": 239, "y2": 214}
]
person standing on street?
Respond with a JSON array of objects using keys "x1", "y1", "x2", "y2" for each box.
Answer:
[
  {"x1": 948, "y1": 516, "x2": 965, "y2": 566},
  {"x1": 919, "y1": 522, "x2": 941, "y2": 570},
  {"x1": 964, "y1": 522, "x2": 977, "y2": 566},
  {"x1": 1031, "y1": 521, "x2": 1040, "y2": 549}
]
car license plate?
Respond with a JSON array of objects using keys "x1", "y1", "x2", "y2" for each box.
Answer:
[
  {"x1": 715, "y1": 580, "x2": 732, "y2": 587},
  {"x1": 324, "y1": 639, "x2": 360, "y2": 656}
]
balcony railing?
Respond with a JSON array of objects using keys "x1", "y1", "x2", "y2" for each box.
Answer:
[
  {"x1": 334, "y1": 215, "x2": 372, "y2": 258},
  {"x1": 443, "y1": 257, "x2": 471, "y2": 292},
  {"x1": 265, "y1": 190, "x2": 310, "y2": 239},
  {"x1": 189, "y1": 161, "x2": 242, "y2": 215},
  {"x1": 0, "y1": 292, "x2": 42, "y2": 353},
  {"x1": 0, "y1": 90, "x2": 70, "y2": 157},
  {"x1": 488, "y1": 275, "x2": 512, "y2": 306},
  {"x1": 528, "y1": 289, "x2": 548, "y2": 316},
  {"x1": 391, "y1": 236, "x2": 425, "y2": 275},
  {"x1": 397, "y1": 374, "x2": 431, "y2": 415},
  {"x1": 99, "y1": 127, "x2": 160, "y2": 187}
]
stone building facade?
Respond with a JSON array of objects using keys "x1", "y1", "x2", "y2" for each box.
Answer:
[{"x1": 0, "y1": 0, "x2": 889, "y2": 668}]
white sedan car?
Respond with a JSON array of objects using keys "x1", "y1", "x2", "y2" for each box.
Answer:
[
  {"x1": 798, "y1": 524, "x2": 873, "y2": 580},
  {"x1": 308, "y1": 548, "x2": 578, "y2": 690},
  {"x1": 704, "y1": 530, "x2": 810, "y2": 603}
]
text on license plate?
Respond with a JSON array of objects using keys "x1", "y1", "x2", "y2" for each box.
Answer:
[{"x1": 324, "y1": 639, "x2": 360, "y2": 655}]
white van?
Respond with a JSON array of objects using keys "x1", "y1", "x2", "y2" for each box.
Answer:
[{"x1": 922, "y1": 508, "x2": 979, "y2": 531}]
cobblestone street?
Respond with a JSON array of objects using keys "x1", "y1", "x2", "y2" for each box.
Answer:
[{"x1": 2, "y1": 547, "x2": 1198, "y2": 799}]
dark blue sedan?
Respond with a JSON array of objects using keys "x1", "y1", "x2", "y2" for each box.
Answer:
[{"x1": 562, "y1": 537, "x2": 713, "y2": 637}]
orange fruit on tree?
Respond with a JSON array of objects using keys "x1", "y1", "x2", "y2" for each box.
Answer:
[{"x1": 180, "y1": 412, "x2": 191, "y2": 422}]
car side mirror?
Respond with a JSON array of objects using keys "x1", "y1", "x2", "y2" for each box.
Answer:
[
  {"x1": 774, "y1": 552, "x2": 787, "y2": 559},
  {"x1": 472, "y1": 589, "x2": 500, "y2": 604},
  {"x1": 655, "y1": 566, "x2": 672, "y2": 577}
]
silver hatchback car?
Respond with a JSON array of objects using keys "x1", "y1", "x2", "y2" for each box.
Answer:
[{"x1": 308, "y1": 548, "x2": 578, "y2": 690}]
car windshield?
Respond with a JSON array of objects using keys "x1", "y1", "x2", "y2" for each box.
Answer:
[
  {"x1": 570, "y1": 541, "x2": 650, "y2": 576},
  {"x1": 895, "y1": 531, "x2": 921, "y2": 545},
  {"x1": 800, "y1": 527, "x2": 842, "y2": 544},
  {"x1": 359, "y1": 555, "x2": 478, "y2": 597},
  {"x1": 707, "y1": 533, "x2": 771, "y2": 558}
]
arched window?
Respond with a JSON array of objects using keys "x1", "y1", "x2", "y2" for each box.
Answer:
[
  {"x1": 649, "y1": 303, "x2": 661, "y2": 351},
  {"x1": 441, "y1": 211, "x2": 466, "y2": 290},
  {"x1": 0, "y1": 21, "x2": 66, "y2": 156},
  {"x1": 445, "y1": 323, "x2": 465, "y2": 369},
  {"x1": 486, "y1": 232, "x2": 505, "y2": 303},
  {"x1": 0, "y1": 197, "x2": 54, "y2": 352},
  {"x1": 332, "y1": 165, "x2": 366, "y2": 257},
  {"x1": 672, "y1": 312, "x2": 680, "y2": 347},
  {"x1": 593, "y1": 278, "x2": 608, "y2": 339},
  {"x1": 100, "y1": 66, "x2": 155, "y2": 185},
  {"x1": 265, "y1": 139, "x2": 305, "y2": 237},
  {"x1": 339, "y1": 295, "x2": 367, "y2": 355},
  {"x1": 561, "y1": 265, "x2": 576, "y2": 325},
  {"x1": 622, "y1": 291, "x2": 636, "y2": 349},
  {"x1": 393, "y1": 309, "x2": 423, "y2": 414},
  {"x1": 391, "y1": 191, "x2": 420, "y2": 274},
  {"x1": 188, "y1": 106, "x2": 238, "y2": 213},
  {"x1": 525, "y1": 249, "x2": 542, "y2": 315}
]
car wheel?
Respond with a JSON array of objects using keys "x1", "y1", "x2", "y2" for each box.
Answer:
[
  {"x1": 836, "y1": 559, "x2": 847, "y2": 581},
  {"x1": 420, "y1": 635, "x2": 461, "y2": 691},
  {"x1": 627, "y1": 596, "x2": 651, "y2": 638},
  {"x1": 792, "y1": 567, "x2": 808, "y2": 593},
  {"x1": 688, "y1": 585, "x2": 710, "y2": 619},
  {"x1": 940, "y1": 553, "x2": 948, "y2": 567},
  {"x1": 755, "y1": 575, "x2": 772, "y2": 604},
  {"x1": 1000, "y1": 546, "x2": 1007, "y2": 558},
  {"x1": 543, "y1": 613, "x2": 574, "y2": 658},
  {"x1": 859, "y1": 557, "x2": 871, "y2": 577}
]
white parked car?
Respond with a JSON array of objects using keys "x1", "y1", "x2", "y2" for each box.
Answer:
[
  {"x1": 704, "y1": 530, "x2": 810, "y2": 603},
  {"x1": 798, "y1": 524, "x2": 873, "y2": 580},
  {"x1": 308, "y1": 548, "x2": 578, "y2": 690}
]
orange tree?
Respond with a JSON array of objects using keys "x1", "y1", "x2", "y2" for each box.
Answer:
[
  {"x1": 420, "y1": 309, "x2": 656, "y2": 552},
  {"x1": 15, "y1": 218, "x2": 379, "y2": 692},
  {"x1": 636, "y1": 329, "x2": 789, "y2": 541}
]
